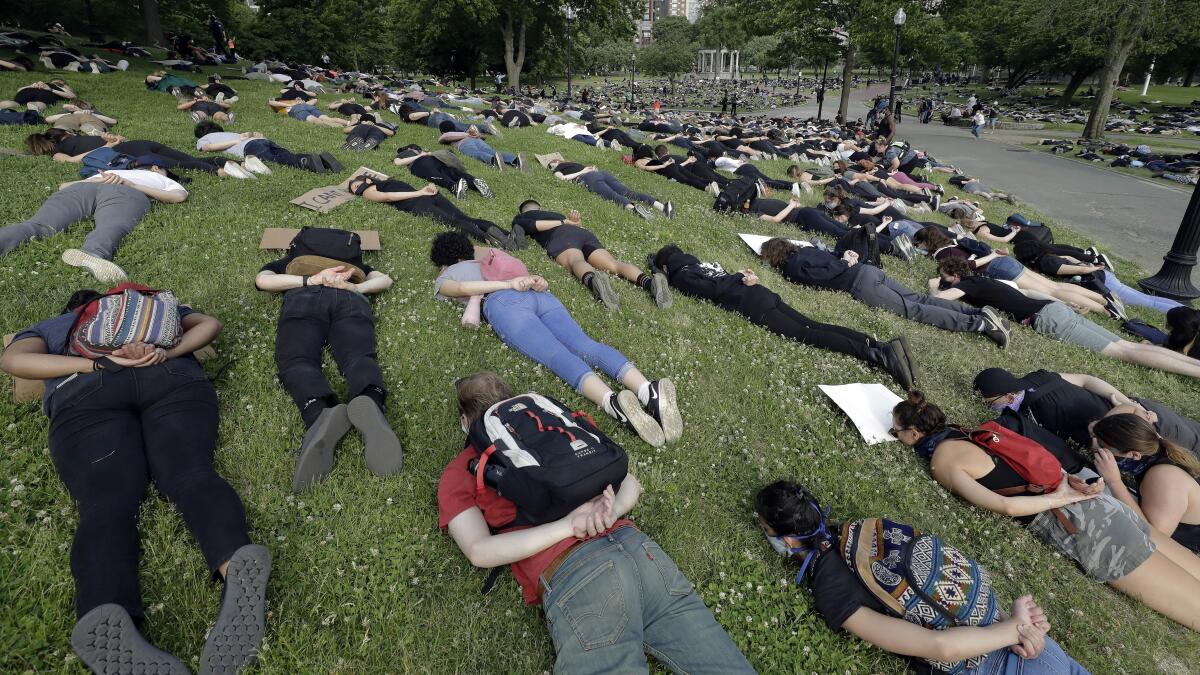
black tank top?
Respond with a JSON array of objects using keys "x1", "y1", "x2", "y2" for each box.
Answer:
[{"x1": 950, "y1": 430, "x2": 1039, "y2": 525}]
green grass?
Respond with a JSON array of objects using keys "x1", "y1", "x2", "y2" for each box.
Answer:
[{"x1": 1, "y1": 55, "x2": 1199, "y2": 675}]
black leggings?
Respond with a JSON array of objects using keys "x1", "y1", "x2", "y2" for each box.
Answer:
[
  {"x1": 740, "y1": 287, "x2": 875, "y2": 361},
  {"x1": 48, "y1": 359, "x2": 250, "y2": 621},
  {"x1": 685, "y1": 161, "x2": 731, "y2": 186},
  {"x1": 396, "y1": 193, "x2": 503, "y2": 241},
  {"x1": 790, "y1": 208, "x2": 851, "y2": 238},
  {"x1": 600, "y1": 129, "x2": 643, "y2": 152},
  {"x1": 113, "y1": 140, "x2": 224, "y2": 173},
  {"x1": 408, "y1": 160, "x2": 480, "y2": 193},
  {"x1": 736, "y1": 164, "x2": 790, "y2": 190},
  {"x1": 660, "y1": 164, "x2": 711, "y2": 191}
]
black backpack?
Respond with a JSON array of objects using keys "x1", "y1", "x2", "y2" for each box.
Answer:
[
  {"x1": 713, "y1": 177, "x2": 758, "y2": 213},
  {"x1": 288, "y1": 227, "x2": 366, "y2": 268},
  {"x1": 834, "y1": 225, "x2": 882, "y2": 267},
  {"x1": 466, "y1": 393, "x2": 628, "y2": 526}
]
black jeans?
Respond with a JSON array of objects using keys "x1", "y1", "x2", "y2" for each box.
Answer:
[
  {"x1": 739, "y1": 286, "x2": 875, "y2": 361},
  {"x1": 244, "y1": 139, "x2": 304, "y2": 168},
  {"x1": 47, "y1": 358, "x2": 250, "y2": 621},
  {"x1": 736, "y1": 164, "x2": 790, "y2": 190},
  {"x1": 114, "y1": 140, "x2": 223, "y2": 173},
  {"x1": 275, "y1": 286, "x2": 385, "y2": 425},
  {"x1": 408, "y1": 160, "x2": 480, "y2": 193},
  {"x1": 396, "y1": 193, "x2": 501, "y2": 241}
]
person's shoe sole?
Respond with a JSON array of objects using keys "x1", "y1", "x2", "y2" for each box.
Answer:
[
  {"x1": 1097, "y1": 252, "x2": 1115, "y2": 273},
  {"x1": 888, "y1": 336, "x2": 919, "y2": 390},
  {"x1": 318, "y1": 152, "x2": 343, "y2": 172},
  {"x1": 72, "y1": 604, "x2": 190, "y2": 675},
  {"x1": 591, "y1": 273, "x2": 620, "y2": 310},
  {"x1": 455, "y1": 179, "x2": 468, "y2": 200},
  {"x1": 303, "y1": 154, "x2": 328, "y2": 173},
  {"x1": 634, "y1": 204, "x2": 653, "y2": 220},
  {"x1": 244, "y1": 156, "x2": 272, "y2": 175},
  {"x1": 650, "y1": 272, "x2": 672, "y2": 309},
  {"x1": 473, "y1": 178, "x2": 494, "y2": 198},
  {"x1": 980, "y1": 306, "x2": 1009, "y2": 331},
  {"x1": 617, "y1": 390, "x2": 665, "y2": 447},
  {"x1": 199, "y1": 544, "x2": 271, "y2": 675},
  {"x1": 348, "y1": 396, "x2": 404, "y2": 477},
  {"x1": 293, "y1": 404, "x2": 352, "y2": 492},
  {"x1": 62, "y1": 249, "x2": 127, "y2": 285},
  {"x1": 664, "y1": 200, "x2": 674, "y2": 219},
  {"x1": 654, "y1": 378, "x2": 683, "y2": 444}
]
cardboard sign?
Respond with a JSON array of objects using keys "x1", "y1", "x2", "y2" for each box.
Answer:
[
  {"x1": 535, "y1": 152, "x2": 564, "y2": 169},
  {"x1": 290, "y1": 166, "x2": 390, "y2": 213},
  {"x1": 817, "y1": 383, "x2": 904, "y2": 445},
  {"x1": 738, "y1": 233, "x2": 810, "y2": 255},
  {"x1": 3, "y1": 334, "x2": 218, "y2": 403},
  {"x1": 259, "y1": 228, "x2": 381, "y2": 250}
]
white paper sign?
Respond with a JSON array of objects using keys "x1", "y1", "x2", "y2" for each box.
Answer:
[
  {"x1": 738, "y1": 233, "x2": 810, "y2": 255},
  {"x1": 818, "y1": 383, "x2": 904, "y2": 445}
]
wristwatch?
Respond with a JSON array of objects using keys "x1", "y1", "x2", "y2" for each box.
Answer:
[{"x1": 302, "y1": 275, "x2": 311, "y2": 287}]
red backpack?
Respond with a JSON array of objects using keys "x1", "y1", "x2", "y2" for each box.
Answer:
[{"x1": 954, "y1": 421, "x2": 1075, "y2": 533}]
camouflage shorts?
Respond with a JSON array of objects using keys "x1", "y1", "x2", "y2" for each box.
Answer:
[{"x1": 1027, "y1": 493, "x2": 1155, "y2": 583}]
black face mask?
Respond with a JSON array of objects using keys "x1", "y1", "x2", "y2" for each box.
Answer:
[{"x1": 350, "y1": 177, "x2": 376, "y2": 196}]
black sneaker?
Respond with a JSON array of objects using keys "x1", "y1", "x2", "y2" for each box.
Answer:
[
  {"x1": 485, "y1": 225, "x2": 518, "y2": 250},
  {"x1": 885, "y1": 336, "x2": 919, "y2": 391},
  {"x1": 509, "y1": 224, "x2": 527, "y2": 249},
  {"x1": 293, "y1": 404, "x2": 352, "y2": 492},
  {"x1": 664, "y1": 200, "x2": 675, "y2": 219},
  {"x1": 73, "y1": 604, "x2": 190, "y2": 675},
  {"x1": 931, "y1": 193, "x2": 941, "y2": 212},
  {"x1": 300, "y1": 154, "x2": 328, "y2": 173},
  {"x1": 1096, "y1": 250, "x2": 1115, "y2": 273},
  {"x1": 610, "y1": 390, "x2": 665, "y2": 447},
  {"x1": 979, "y1": 313, "x2": 1011, "y2": 349},
  {"x1": 1105, "y1": 295, "x2": 1128, "y2": 321},
  {"x1": 589, "y1": 272, "x2": 620, "y2": 310},
  {"x1": 455, "y1": 178, "x2": 468, "y2": 200},
  {"x1": 645, "y1": 379, "x2": 683, "y2": 443},
  {"x1": 319, "y1": 151, "x2": 343, "y2": 172},
  {"x1": 199, "y1": 544, "x2": 272, "y2": 675},
  {"x1": 649, "y1": 272, "x2": 672, "y2": 308},
  {"x1": 473, "y1": 178, "x2": 495, "y2": 198}
]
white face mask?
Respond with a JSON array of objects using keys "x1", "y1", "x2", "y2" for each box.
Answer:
[
  {"x1": 766, "y1": 533, "x2": 793, "y2": 557},
  {"x1": 460, "y1": 417, "x2": 469, "y2": 435}
]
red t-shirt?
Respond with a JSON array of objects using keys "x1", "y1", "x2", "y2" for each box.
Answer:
[{"x1": 438, "y1": 445, "x2": 632, "y2": 605}]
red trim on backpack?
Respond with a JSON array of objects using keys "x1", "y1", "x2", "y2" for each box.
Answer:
[
  {"x1": 474, "y1": 444, "x2": 497, "y2": 495},
  {"x1": 525, "y1": 410, "x2": 576, "y2": 443},
  {"x1": 571, "y1": 410, "x2": 598, "y2": 429}
]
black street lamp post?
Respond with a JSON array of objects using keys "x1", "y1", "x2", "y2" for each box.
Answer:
[
  {"x1": 1139, "y1": 180, "x2": 1200, "y2": 302},
  {"x1": 817, "y1": 56, "x2": 828, "y2": 120},
  {"x1": 889, "y1": 8, "x2": 906, "y2": 117},
  {"x1": 563, "y1": 5, "x2": 577, "y2": 101},
  {"x1": 631, "y1": 52, "x2": 637, "y2": 109}
]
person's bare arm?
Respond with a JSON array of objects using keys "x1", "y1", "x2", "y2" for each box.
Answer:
[
  {"x1": 932, "y1": 448, "x2": 1097, "y2": 517},
  {"x1": 176, "y1": 100, "x2": 196, "y2": 110},
  {"x1": 439, "y1": 277, "x2": 525, "y2": 298},
  {"x1": 361, "y1": 184, "x2": 438, "y2": 203},
  {"x1": 0, "y1": 336, "x2": 94, "y2": 379},
  {"x1": 1054, "y1": 262, "x2": 1103, "y2": 276},
  {"x1": 351, "y1": 270, "x2": 393, "y2": 295},
  {"x1": 392, "y1": 152, "x2": 429, "y2": 167},
  {"x1": 858, "y1": 202, "x2": 891, "y2": 216},
  {"x1": 52, "y1": 151, "x2": 94, "y2": 163},
  {"x1": 1057, "y1": 373, "x2": 1132, "y2": 405},
  {"x1": 761, "y1": 201, "x2": 797, "y2": 224},
  {"x1": 165, "y1": 312, "x2": 222, "y2": 359},
  {"x1": 93, "y1": 174, "x2": 187, "y2": 203},
  {"x1": 558, "y1": 167, "x2": 592, "y2": 181},
  {"x1": 438, "y1": 131, "x2": 469, "y2": 144},
  {"x1": 843, "y1": 607, "x2": 1029, "y2": 664},
  {"x1": 929, "y1": 285, "x2": 967, "y2": 301}
]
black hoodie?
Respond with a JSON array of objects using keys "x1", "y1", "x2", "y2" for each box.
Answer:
[{"x1": 781, "y1": 248, "x2": 862, "y2": 293}]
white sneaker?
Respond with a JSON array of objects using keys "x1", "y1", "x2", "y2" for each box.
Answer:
[
  {"x1": 116, "y1": 60, "x2": 129, "y2": 71},
  {"x1": 243, "y1": 156, "x2": 272, "y2": 175},
  {"x1": 62, "y1": 249, "x2": 127, "y2": 285},
  {"x1": 610, "y1": 140, "x2": 624, "y2": 152},
  {"x1": 706, "y1": 181, "x2": 720, "y2": 197},
  {"x1": 223, "y1": 161, "x2": 255, "y2": 179}
]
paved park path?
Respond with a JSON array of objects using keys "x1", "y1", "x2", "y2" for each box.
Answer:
[{"x1": 771, "y1": 87, "x2": 1195, "y2": 282}]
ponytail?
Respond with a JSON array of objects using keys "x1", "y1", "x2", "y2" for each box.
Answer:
[
  {"x1": 1161, "y1": 437, "x2": 1200, "y2": 479},
  {"x1": 1094, "y1": 413, "x2": 1200, "y2": 478}
]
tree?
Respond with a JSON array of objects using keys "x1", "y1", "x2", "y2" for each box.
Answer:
[
  {"x1": 652, "y1": 15, "x2": 696, "y2": 45},
  {"x1": 640, "y1": 39, "x2": 696, "y2": 93},
  {"x1": 141, "y1": 0, "x2": 164, "y2": 45}
]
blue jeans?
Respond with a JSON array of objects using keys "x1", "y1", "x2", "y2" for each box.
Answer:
[
  {"x1": 972, "y1": 124, "x2": 983, "y2": 138},
  {"x1": 982, "y1": 255, "x2": 1025, "y2": 281},
  {"x1": 427, "y1": 111, "x2": 469, "y2": 132},
  {"x1": 580, "y1": 171, "x2": 655, "y2": 208},
  {"x1": 542, "y1": 527, "x2": 753, "y2": 674},
  {"x1": 459, "y1": 138, "x2": 514, "y2": 165},
  {"x1": 967, "y1": 637, "x2": 1091, "y2": 675},
  {"x1": 484, "y1": 289, "x2": 632, "y2": 391},
  {"x1": 288, "y1": 103, "x2": 321, "y2": 121},
  {"x1": 571, "y1": 134, "x2": 599, "y2": 146},
  {"x1": 887, "y1": 219, "x2": 924, "y2": 239},
  {"x1": 1103, "y1": 271, "x2": 1183, "y2": 313}
]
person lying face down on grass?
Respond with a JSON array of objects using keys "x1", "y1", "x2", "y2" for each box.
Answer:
[
  {"x1": 891, "y1": 390, "x2": 1200, "y2": 632},
  {"x1": 176, "y1": 91, "x2": 234, "y2": 123},
  {"x1": 393, "y1": 144, "x2": 495, "y2": 199},
  {"x1": 650, "y1": 244, "x2": 919, "y2": 392},
  {"x1": 546, "y1": 158, "x2": 673, "y2": 219},
  {"x1": 255, "y1": 228, "x2": 404, "y2": 493},
  {"x1": 511, "y1": 200, "x2": 672, "y2": 311},
  {"x1": 429, "y1": 232, "x2": 681, "y2": 448},
  {"x1": 0, "y1": 167, "x2": 188, "y2": 284},
  {"x1": 0, "y1": 79, "x2": 74, "y2": 113},
  {"x1": 439, "y1": 371, "x2": 754, "y2": 674},
  {"x1": 194, "y1": 121, "x2": 343, "y2": 174},
  {"x1": 27, "y1": 128, "x2": 259, "y2": 179},
  {"x1": 758, "y1": 237, "x2": 1010, "y2": 347},
  {"x1": 0, "y1": 290, "x2": 270, "y2": 675},
  {"x1": 754, "y1": 480, "x2": 1092, "y2": 675},
  {"x1": 916, "y1": 227, "x2": 1120, "y2": 319},
  {"x1": 349, "y1": 174, "x2": 520, "y2": 250},
  {"x1": 934, "y1": 258, "x2": 1200, "y2": 379},
  {"x1": 1091, "y1": 414, "x2": 1200, "y2": 554}
]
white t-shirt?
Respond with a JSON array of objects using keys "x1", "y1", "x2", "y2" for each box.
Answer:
[
  {"x1": 90, "y1": 169, "x2": 187, "y2": 194},
  {"x1": 197, "y1": 131, "x2": 250, "y2": 158},
  {"x1": 972, "y1": 112, "x2": 986, "y2": 125}
]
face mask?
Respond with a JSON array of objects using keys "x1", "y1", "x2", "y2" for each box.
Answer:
[
  {"x1": 766, "y1": 534, "x2": 792, "y2": 557},
  {"x1": 989, "y1": 389, "x2": 1026, "y2": 413},
  {"x1": 1117, "y1": 456, "x2": 1151, "y2": 479},
  {"x1": 460, "y1": 418, "x2": 469, "y2": 435},
  {"x1": 823, "y1": 200, "x2": 837, "y2": 209}
]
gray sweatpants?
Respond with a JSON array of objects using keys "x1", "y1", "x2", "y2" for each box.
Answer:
[
  {"x1": 579, "y1": 171, "x2": 655, "y2": 208},
  {"x1": 849, "y1": 265, "x2": 983, "y2": 332},
  {"x1": 0, "y1": 183, "x2": 150, "y2": 260}
]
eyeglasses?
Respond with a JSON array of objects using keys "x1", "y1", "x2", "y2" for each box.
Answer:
[{"x1": 888, "y1": 426, "x2": 910, "y2": 438}]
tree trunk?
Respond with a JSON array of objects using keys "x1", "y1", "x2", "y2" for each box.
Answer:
[
  {"x1": 1057, "y1": 66, "x2": 1094, "y2": 107},
  {"x1": 83, "y1": 0, "x2": 101, "y2": 42},
  {"x1": 1082, "y1": 37, "x2": 1136, "y2": 139},
  {"x1": 501, "y1": 12, "x2": 527, "y2": 93},
  {"x1": 837, "y1": 42, "x2": 856, "y2": 124},
  {"x1": 1185, "y1": 62, "x2": 1197, "y2": 88},
  {"x1": 140, "y1": 0, "x2": 164, "y2": 46}
]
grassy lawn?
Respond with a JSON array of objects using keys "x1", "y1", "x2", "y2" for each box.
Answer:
[{"x1": 1, "y1": 57, "x2": 1199, "y2": 675}]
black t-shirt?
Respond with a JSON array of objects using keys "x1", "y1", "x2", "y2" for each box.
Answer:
[
  {"x1": 511, "y1": 210, "x2": 565, "y2": 247},
  {"x1": 192, "y1": 100, "x2": 224, "y2": 115},
  {"x1": 55, "y1": 135, "x2": 106, "y2": 157},
  {"x1": 751, "y1": 198, "x2": 787, "y2": 217},
  {"x1": 337, "y1": 102, "x2": 368, "y2": 116},
  {"x1": 15, "y1": 86, "x2": 65, "y2": 105},
  {"x1": 1018, "y1": 370, "x2": 1109, "y2": 449},
  {"x1": 555, "y1": 162, "x2": 585, "y2": 176},
  {"x1": 952, "y1": 276, "x2": 1050, "y2": 323},
  {"x1": 279, "y1": 88, "x2": 313, "y2": 101},
  {"x1": 809, "y1": 549, "x2": 887, "y2": 631},
  {"x1": 203, "y1": 83, "x2": 236, "y2": 98}
]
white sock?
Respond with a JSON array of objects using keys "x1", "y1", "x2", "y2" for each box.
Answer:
[{"x1": 637, "y1": 382, "x2": 651, "y2": 406}]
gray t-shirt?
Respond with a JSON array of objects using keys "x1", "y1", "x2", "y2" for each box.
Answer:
[
  {"x1": 1137, "y1": 397, "x2": 1200, "y2": 461},
  {"x1": 196, "y1": 132, "x2": 250, "y2": 158},
  {"x1": 434, "y1": 260, "x2": 483, "y2": 304}
]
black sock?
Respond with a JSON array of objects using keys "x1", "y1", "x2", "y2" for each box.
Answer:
[
  {"x1": 300, "y1": 397, "x2": 333, "y2": 428},
  {"x1": 582, "y1": 271, "x2": 595, "y2": 289},
  {"x1": 358, "y1": 384, "x2": 387, "y2": 411},
  {"x1": 636, "y1": 273, "x2": 652, "y2": 290}
]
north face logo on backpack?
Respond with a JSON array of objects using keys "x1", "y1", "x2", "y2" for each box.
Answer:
[{"x1": 507, "y1": 402, "x2": 528, "y2": 413}]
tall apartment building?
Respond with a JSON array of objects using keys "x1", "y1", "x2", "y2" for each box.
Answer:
[{"x1": 636, "y1": 0, "x2": 692, "y2": 46}]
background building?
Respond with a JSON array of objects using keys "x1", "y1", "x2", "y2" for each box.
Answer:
[{"x1": 637, "y1": 0, "x2": 694, "y2": 46}]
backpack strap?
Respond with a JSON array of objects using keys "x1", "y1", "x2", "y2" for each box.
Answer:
[
  {"x1": 473, "y1": 444, "x2": 497, "y2": 496},
  {"x1": 964, "y1": 426, "x2": 1079, "y2": 536},
  {"x1": 1017, "y1": 375, "x2": 1064, "y2": 409}
]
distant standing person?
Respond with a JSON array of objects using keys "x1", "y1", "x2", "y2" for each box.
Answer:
[
  {"x1": 971, "y1": 109, "x2": 985, "y2": 139},
  {"x1": 207, "y1": 14, "x2": 227, "y2": 57},
  {"x1": 730, "y1": 91, "x2": 738, "y2": 117}
]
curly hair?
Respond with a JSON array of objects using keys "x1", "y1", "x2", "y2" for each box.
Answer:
[
  {"x1": 429, "y1": 231, "x2": 474, "y2": 267},
  {"x1": 938, "y1": 256, "x2": 974, "y2": 279},
  {"x1": 760, "y1": 238, "x2": 800, "y2": 269}
]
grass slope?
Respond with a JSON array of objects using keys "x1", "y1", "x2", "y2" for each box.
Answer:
[{"x1": 0, "y1": 60, "x2": 1198, "y2": 675}]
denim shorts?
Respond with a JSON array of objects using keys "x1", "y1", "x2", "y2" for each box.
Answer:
[
  {"x1": 288, "y1": 103, "x2": 321, "y2": 121},
  {"x1": 1033, "y1": 301, "x2": 1119, "y2": 353},
  {"x1": 1026, "y1": 493, "x2": 1154, "y2": 582},
  {"x1": 981, "y1": 255, "x2": 1025, "y2": 280}
]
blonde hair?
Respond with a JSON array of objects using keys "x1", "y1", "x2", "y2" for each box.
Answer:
[{"x1": 1094, "y1": 413, "x2": 1200, "y2": 479}]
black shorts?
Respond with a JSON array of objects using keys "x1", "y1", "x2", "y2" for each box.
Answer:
[
  {"x1": 1036, "y1": 255, "x2": 1070, "y2": 276},
  {"x1": 545, "y1": 225, "x2": 603, "y2": 259}
]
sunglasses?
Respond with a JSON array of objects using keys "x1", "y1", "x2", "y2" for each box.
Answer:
[{"x1": 888, "y1": 426, "x2": 910, "y2": 438}]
